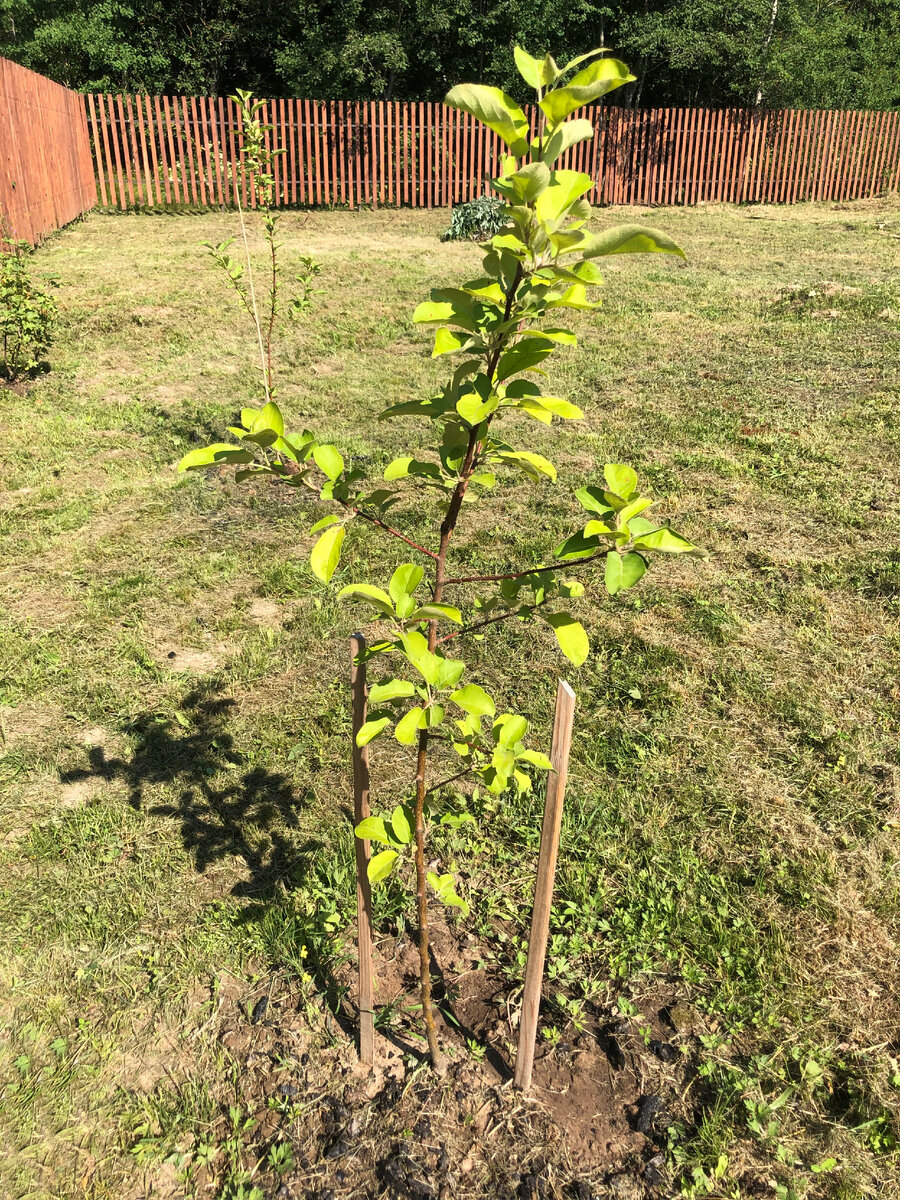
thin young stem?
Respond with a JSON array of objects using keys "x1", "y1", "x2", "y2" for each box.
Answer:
[
  {"x1": 411, "y1": 261, "x2": 526, "y2": 1070},
  {"x1": 436, "y1": 601, "x2": 536, "y2": 644},
  {"x1": 348, "y1": 505, "x2": 439, "y2": 559},
  {"x1": 442, "y1": 550, "x2": 608, "y2": 588},
  {"x1": 266, "y1": 220, "x2": 277, "y2": 388},
  {"x1": 235, "y1": 187, "x2": 271, "y2": 402}
]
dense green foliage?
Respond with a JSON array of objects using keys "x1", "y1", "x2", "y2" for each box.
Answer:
[
  {"x1": 0, "y1": 239, "x2": 56, "y2": 380},
  {"x1": 441, "y1": 196, "x2": 508, "y2": 243},
  {"x1": 1, "y1": 0, "x2": 898, "y2": 109}
]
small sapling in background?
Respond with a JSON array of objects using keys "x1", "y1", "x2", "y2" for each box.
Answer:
[
  {"x1": 180, "y1": 45, "x2": 705, "y2": 1069},
  {"x1": 202, "y1": 91, "x2": 320, "y2": 401}
]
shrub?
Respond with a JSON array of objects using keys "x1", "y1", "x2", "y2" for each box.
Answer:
[
  {"x1": 441, "y1": 195, "x2": 507, "y2": 242},
  {"x1": 0, "y1": 240, "x2": 57, "y2": 381}
]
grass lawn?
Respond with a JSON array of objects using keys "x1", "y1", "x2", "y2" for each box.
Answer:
[{"x1": 1, "y1": 199, "x2": 899, "y2": 1200}]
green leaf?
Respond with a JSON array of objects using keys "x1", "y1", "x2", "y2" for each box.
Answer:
[
  {"x1": 412, "y1": 604, "x2": 463, "y2": 624},
  {"x1": 399, "y1": 631, "x2": 441, "y2": 685},
  {"x1": 435, "y1": 656, "x2": 466, "y2": 689},
  {"x1": 496, "y1": 337, "x2": 555, "y2": 381},
  {"x1": 444, "y1": 83, "x2": 530, "y2": 156},
  {"x1": 310, "y1": 524, "x2": 345, "y2": 583},
  {"x1": 310, "y1": 514, "x2": 341, "y2": 533},
  {"x1": 178, "y1": 444, "x2": 255, "y2": 471},
  {"x1": 391, "y1": 804, "x2": 414, "y2": 845},
  {"x1": 355, "y1": 816, "x2": 392, "y2": 845},
  {"x1": 356, "y1": 716, "x2": 391, "y2": 746},
  {"x1": 582, "y1": 223, "x2": 685, "y2": 259},
  {"x1": 338, "y1": 583, "x2": 394, "y2": 615},
  {"x1": 240, "y1": 427, "x2": 279, "y2": 447},
  {"x1": 604, "y1": 463, "x2": 639, "y2": 499},
  {"x1": 498, "y1": 451, "x2": 557, "y2": 481},
  {"x1": 389, "y1": 563, "x2": 424, "y2": 603},
  {"x1": 605, "y1": 550, "x2": 647, "y2": 595},
  {"x1": 545, "y1": 283, "x2": 600, "y2": 311},
  {"x1": 544, "y1": 612, "x2": 589, "y2": 665},
  {"x1": 313, "y1": 444, "x2": 344, "y2": 482},
  {"x1": 368, "y1": 849, "x2": 399, "y2": 884},
  {"x1": 617, "y1": 496, "x2": 654, "y2": 524},
  {"x1": 518, "y1": 749, "x2": 554, "y2": 770},
  {"x1": 633, "y1": 527, "x2": 699, "y2": 554},
  {"x1": 493, "y1": 161, "x2": 551, "y2": 203},
  {"x1": 513, "y1": 45, "x2": 558, "y2": 88},
  {"x1": 427, "y1": 870, "x2": 469, "y2": 915},
  {"x1": 534, "y1": 170, "x2": 593, "y2": 224},
  {"x1": 450, "y1": 684, "x2": 495, "y2": 717},
  {"x1": 384, "y1": 457, "x2": 441, "y2": 481},
  {"x1": 539, "y1": 58, "x2": 634, "y2": 127},
  {"x1": 252, "y1": 401, "x2": 284, "y2": 436},
  {"x1": 395, "y1": 706, "x2": 423, "y2": 744},
  {"x1": 498, "y1": 713, "x2": 528, "y2": 746},
  {"x1": 536, "y1": 118, "x2": 594, "y2": 166},
  {"x1": 575, "y1": 485, "x2": 613, "y2": 516},
  {"x1": 457, "y1": 390, "x2": 498, "y2": 426},
  {"x1": 368, "y1": 679, "x2": 416, "y2": 704},
  {"x1": 433, "y1": 327, "x2": 469, "y2": 357}
]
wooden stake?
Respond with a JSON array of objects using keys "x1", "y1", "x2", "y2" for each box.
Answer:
[
  {"x1": 514, "y1": 679, "x2": 576, "y2": 1092},
  {"x1": 350, "y1": 633, "x2": 376, "y2": 1068}
]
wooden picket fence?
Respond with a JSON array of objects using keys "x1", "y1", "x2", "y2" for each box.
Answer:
[
  {"x1": 86, "y1": 94, "x2": 900, "y2": 211},
  {"x1": 0, "y1": 58, "x2": 96, "y2": 245}
]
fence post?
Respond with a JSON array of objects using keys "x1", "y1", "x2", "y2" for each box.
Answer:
[
  {"x1": 514, "y1": 679, "x2": 577, "y2": 1092},
  {"x1": 350, "y1": 634, "x2": 376, "y2": 1067}
]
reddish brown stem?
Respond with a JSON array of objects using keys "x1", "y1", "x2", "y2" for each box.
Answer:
[
  {"x1": 349, "y1": 505, "x2": 439, "y2": 559},
  {"x1": 442, "y1": 550, "x2": 608, "y2": 588}
]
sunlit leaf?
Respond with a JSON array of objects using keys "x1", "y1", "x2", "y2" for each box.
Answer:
[
  {"x1": 310, "y1": 524, "x2": 345, "y2": 582},
  {"x1": 356, "y1": 716, "x2": 391, "y2": 746},
  {"x1": 337, "y1": 583, "x2": 394, "y2": 616},
  {"x1": 391, "y1": 804, "x2": 414, "y2": 845},
  {"x1": 355, "y1": 816, "x2": 392, "y2": 845},
  {"x1": 178, "y1": 444, "x2": 255, "y2": 471},
  {"x1": 604, "y1": 550, "x2": 647, "y2": 594},
  {"x1": 368, "y1": 849, "x2": 399, "y2": 883},
  {"x1": 449, "y1": 684, "x2": 495, "y2": 717},
  {"x1": 444, "y1": 83, "x2": 530, "y2": 156},
  {"x1": 369, "y1": 679, "x2": 416, "y2": 704},
  {"x1": 389, "y1": 563, "x2": 424, "y2": 603},
  {"x1": 544, "y1": 612, "x2": 589, "y2": 665},
  {"x1": 313, "y1": 444, "x2": 344, "y2": 482},
  {"x1": 395, "y1": 706, "x2": 423, "y2": 744}
]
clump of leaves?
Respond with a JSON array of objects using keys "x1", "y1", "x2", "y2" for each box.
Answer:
[
  {"x1": 0, "y1": 238, "x2": 57, "y2": 381},
  {"x1": 202, "y1": 90, "x2": 320, "y2": 400},
  {"x1": 441, "y1": 196, "x2": 508, "y2": 242},
  {"x1": 180, "y1": 44, "x2": 705, "y2": 1070}
]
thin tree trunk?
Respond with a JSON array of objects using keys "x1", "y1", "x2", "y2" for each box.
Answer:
[{"x1": 755, "y1": 0, "x2": 779, "y2": 106}]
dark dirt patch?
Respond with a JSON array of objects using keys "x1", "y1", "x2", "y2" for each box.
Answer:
[{"x1": 179, "y1": 928, "x2": 697, "y2": 1198}]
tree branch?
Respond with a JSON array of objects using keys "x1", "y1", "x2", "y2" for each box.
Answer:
[
  {"x1": 442, "y1": 550, "x2": 608, "y2": 587},
  {"x1": 349, "y1": 504, "x2": 440, "y2": 560}
]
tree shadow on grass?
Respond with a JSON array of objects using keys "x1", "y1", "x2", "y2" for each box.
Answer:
[
  {"x1": 59, "y1": 679, "x2": 317, "y2": 902},
  {"x1": 58, "y1": 678, "x2": 370, "y2": 1036}
]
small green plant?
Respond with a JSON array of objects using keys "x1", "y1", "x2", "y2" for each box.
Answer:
[
  {"x1": 0, "y1": 238, "x2": 57, "y2": 381},
  {"x1": 441, "y1": 195, "x2": 508, "y2": 242},
  {"x1": 202, "y1": 91, "x2": 320, "y2": 400},
  {"x1": 180, "y1": 45, "x2": 704, "y2": 1069}
]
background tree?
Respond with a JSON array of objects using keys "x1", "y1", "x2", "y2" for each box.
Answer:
[{"x1": 3, "y1": 0, "x2": 897, "y2": 108}]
